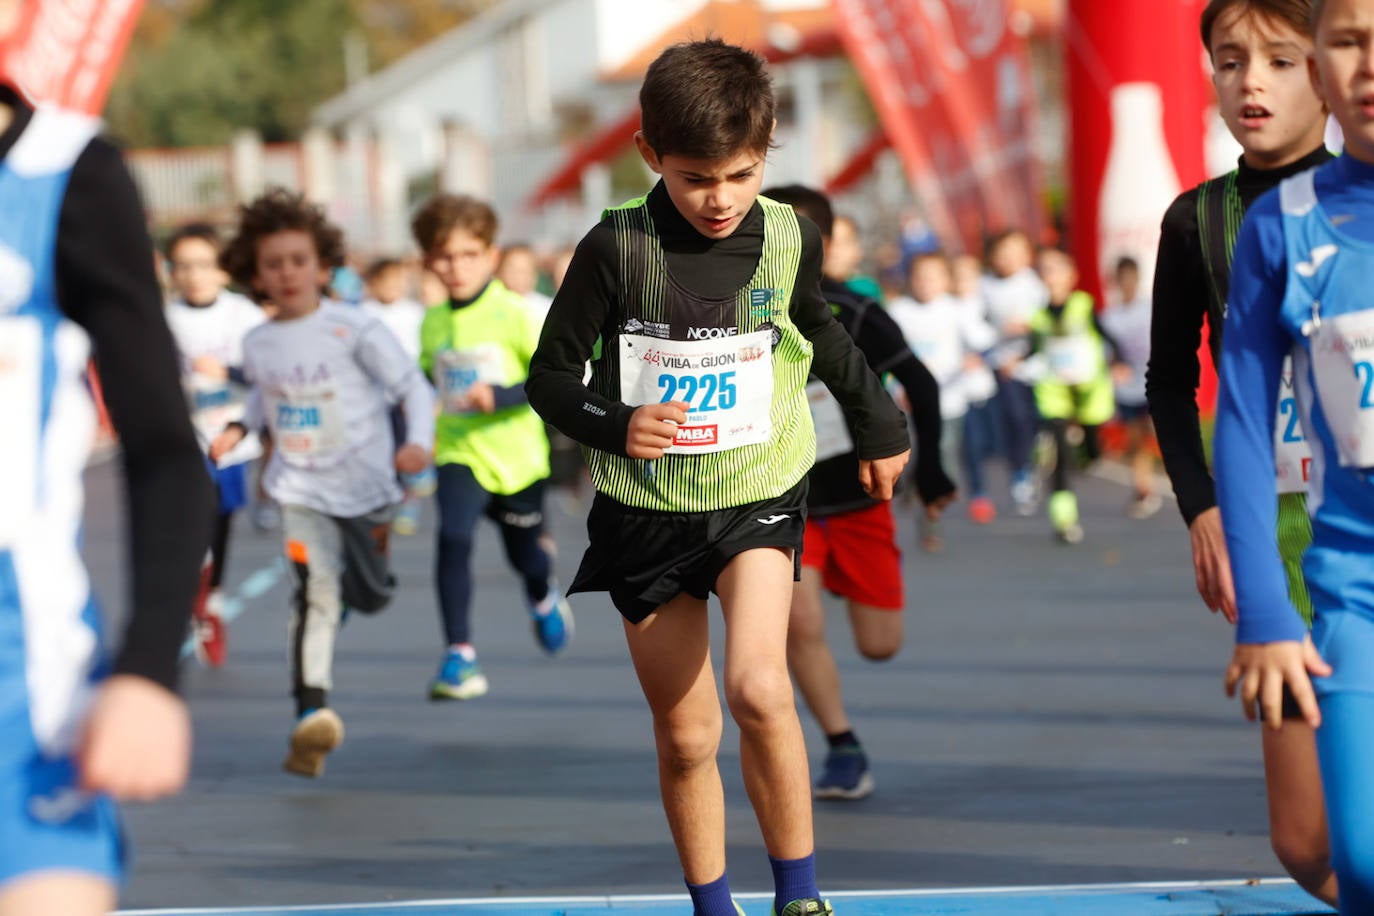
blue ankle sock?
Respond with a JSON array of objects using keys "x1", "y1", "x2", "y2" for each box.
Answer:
[
  {"x1": 686, "y1": 871, "x2": 734, "y2": 916},
  {"x1": 769, "y1": 853, "x2": 818, "y2": 914}
]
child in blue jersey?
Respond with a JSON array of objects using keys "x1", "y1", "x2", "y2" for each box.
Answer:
[
  {"x1": 527, "y1": 41, "x2": 908, "y2": 916},
  {"x1": 1152, "y1": 0, "x2": 1336, "y2": 903},
  {"x1": 1216, "y1": 0, "x2": 1374, "y2": 909},
  {"x1": 0, "y1": 40, "x2": 212, "y2": 916}
]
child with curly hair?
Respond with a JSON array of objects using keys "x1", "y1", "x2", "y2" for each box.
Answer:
[{"x1": 210, "y1": 188, "x2": 434, "y2": 777}]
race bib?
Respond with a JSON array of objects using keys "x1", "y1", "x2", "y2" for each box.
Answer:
[
  {"x1": 807, "y1": 380, "x2": 854, "y2": 462},
  {"x1": 268, "y1": 385, "x2": 346, "y2": 465},
  {"x1": 619, "y1": 330, "x2": 773, "y2": 454},
  {"x1": 1045, "y1": 335, "x2": 1099, "y2": 386},
  {"x1": 1274, "y1": 357, "x2": 1312, "y2": 494},
  {"x1": 1311, "y1": 310, "x2": 1374, "y2": 469},
  {"x1": 434, "y1": 345, "x2": 504, "y2": 415},
  {"x1": 0, "y1": 317, "x2": 41, "y2": 547}
]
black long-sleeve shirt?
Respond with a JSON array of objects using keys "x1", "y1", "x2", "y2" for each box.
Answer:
[
  {"x1": 809, "y1": 277, "x2": 952, "y2": 515},
  {"x1": 0, "y1": 86, "x2": 212, "y2": 691},
  {"x1": 1145, "y1": 147, "x2": 1330, "y2": 526},
  {"x1": 526, "y1": 182, "x2": 909, "y2": 463}
]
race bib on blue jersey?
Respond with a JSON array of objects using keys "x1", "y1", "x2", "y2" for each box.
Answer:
[
  {"x1": 1275, "y1": 357, "x2": 1312, "y2": 493},
  {"x1": 1312, "y1": 310, "x2": 1374, "y2": 469}
]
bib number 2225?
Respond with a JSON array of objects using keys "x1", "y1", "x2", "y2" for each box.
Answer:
[{"x1": 657, "y1": 371, "x2": 737, "y2": 412}]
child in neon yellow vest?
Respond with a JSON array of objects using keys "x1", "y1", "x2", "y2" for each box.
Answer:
[
  {"x1": 413, "y1": 194, "x2": 573, "y2": 702},
  {"x1": 1022, "y1": 247, "x2": 1126, "y2": 543}
]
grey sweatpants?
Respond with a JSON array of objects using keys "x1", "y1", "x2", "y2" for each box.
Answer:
[{"x1": 282, "y1": 503, "x2": 395, "y2": 714}]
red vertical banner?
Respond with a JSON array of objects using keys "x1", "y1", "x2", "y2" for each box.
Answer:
[
  {"x1": 1064, "y1": 0, "x2": 1209, "y2": 302},
  {"x1": 832, "y1": 0, "x2": 1047, "y2": 254},
  {"x1": 0, "y1": 0, "x2": 145, "y2": 115}
]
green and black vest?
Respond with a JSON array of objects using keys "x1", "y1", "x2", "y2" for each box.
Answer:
[
  {"x1": 1196, "y1": 169, "x2": 1314, "y2": 625},
  {"x1": 1196, "y1": 171, "x2": 1244, "y2": 365},
  {"x1": 584, "y1": 195, "x2": 816, "y2": 512}
]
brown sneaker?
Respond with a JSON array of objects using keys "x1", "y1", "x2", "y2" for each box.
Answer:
[{"x1": 283, "y1": 708, "x2": 344, "y2": 778}]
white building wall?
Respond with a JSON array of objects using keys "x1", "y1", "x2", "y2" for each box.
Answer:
[
  {"x1": 542, "y1": 0, "x2": 602, "y2": 105},
  {"x1": 594, "y1": 0, "x2": 706, "y2": 72}
]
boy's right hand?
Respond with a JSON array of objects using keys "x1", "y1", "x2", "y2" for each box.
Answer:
[
  {"x1": 627, "y1": 401, "x2": 688, "y2": 459},
  {"x1": 1189, "y1": 507, "x2": 1237, "y2": 623},
  {"x1": 1224, "y1": 636, "x2": 1331, "y2": 730},
  {"x1": 208, "y1": 425, "x2": 245, "y2": 463}
]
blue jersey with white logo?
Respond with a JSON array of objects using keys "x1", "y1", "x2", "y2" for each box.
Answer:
[
  {"x1": 0, "y1": 106, "x2": 105, "y2": 765},
  {"x1": 1217, "y1": 155, "x2": 1374, "y2": 649}
]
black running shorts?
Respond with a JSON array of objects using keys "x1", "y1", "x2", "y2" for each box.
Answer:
[{"x1": 570, "y1": 479, "x2": 808, "y2": 623}]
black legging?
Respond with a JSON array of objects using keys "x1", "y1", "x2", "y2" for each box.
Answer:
[
  {"x1": 1047, "y1": 419, "x2": 1102, "y2": 493},
  {"x1": 209, "y1": 508, "x2": 233, "y2": 589}
]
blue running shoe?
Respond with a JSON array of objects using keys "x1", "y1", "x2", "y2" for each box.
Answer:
[
  {"x1": 814, "y1": 745, "x2": 874, "y2": 800},
  {"x1": 531, "y1": 585, "x2": 574, "y2": 655},
  {"x1": 429, "y1": 650, "x2": 489, "y2": 701}
]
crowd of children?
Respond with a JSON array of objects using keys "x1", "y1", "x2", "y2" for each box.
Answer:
[{"x1": 25, "y1": 0, "x2": 1374, "y2": 909}]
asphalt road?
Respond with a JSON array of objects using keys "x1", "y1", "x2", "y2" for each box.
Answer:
[{"x1": 77, "y1": 460, "x2": 1298, "y2": 911}]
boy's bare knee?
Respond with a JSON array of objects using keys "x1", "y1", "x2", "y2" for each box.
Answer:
[
  {"x1": 655, "y1": 716, "x2": 721, "y2": 774},
  {"x1": 725, "y1": 669, "x2": 793, "y2": 728}
]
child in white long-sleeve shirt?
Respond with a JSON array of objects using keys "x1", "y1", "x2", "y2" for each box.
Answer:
[
  {"x1": 210, "y1": 189, "x2": 435, "y2": 778},
  {"x1": 888, "y1": 252, "x2": 996, "y2": 549}
]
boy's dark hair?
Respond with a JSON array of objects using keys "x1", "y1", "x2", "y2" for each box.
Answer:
[
  {"x1": 640, "y1": 39, "x2": 776, "y2": 160},
  {"x1": 760, "y1": 184, "x2": 833, "y2": 237},
  {"x1": 220, "y1": 188, "x2": 347, "y2": 296},
  {"x1": 1115, "y1": 255, "x2": 1141, "y2": 275},
  {"x1": 1200, "y1": 0, "x2": 1314, "y2": 51},
  {"x1": 411, "y1": 194, "x2": 498, "y2": 253},
  {"x1": 365, "y1": 257, "x2": 405, "y2": 281},
  {"x1": 165, "y1": 222, "x2": 221, "y2": 262}
]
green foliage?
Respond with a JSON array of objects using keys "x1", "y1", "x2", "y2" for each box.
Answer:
[{"x1": 106, "y1": 0, "x2": 478, "y2": 147}]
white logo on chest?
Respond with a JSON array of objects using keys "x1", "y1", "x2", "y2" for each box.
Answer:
[
  {"x1": 0, "y1": 244, "x2": 35, "y2": 313},
  {"x1": 1296, "y1": 244, "x2": 1339, "y2": 278}
]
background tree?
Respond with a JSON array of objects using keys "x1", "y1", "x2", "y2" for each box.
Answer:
[{"x1": 107, "y1": 0, "x2": 484, "y2": 147}]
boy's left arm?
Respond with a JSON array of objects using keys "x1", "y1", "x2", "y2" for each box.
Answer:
[
  {"x1": 790, "y1": 224, "x2": 909, "y2": 496},
  {"x1": 356, "y1": 320, "x2": 435, "y2": 460}
]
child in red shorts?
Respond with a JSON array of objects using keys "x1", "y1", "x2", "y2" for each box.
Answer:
[{"x1": 767, "y1": 186, "x2": 955, "y2": 800}]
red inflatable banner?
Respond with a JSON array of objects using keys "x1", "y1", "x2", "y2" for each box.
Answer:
[
  {"x1": 0, "y1": 0, "x2": 144, "y2": 115},
  {"x1": 1064, "y1": 0, "x2": 1209, "y2": 301},
  {"x1": 832, "y1": 0, "x2": 1047, "y2": 253}
]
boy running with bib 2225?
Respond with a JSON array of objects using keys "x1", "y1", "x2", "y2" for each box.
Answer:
[{"x1": 526, "y1": 40, "x2": 909, "y2": 916}]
